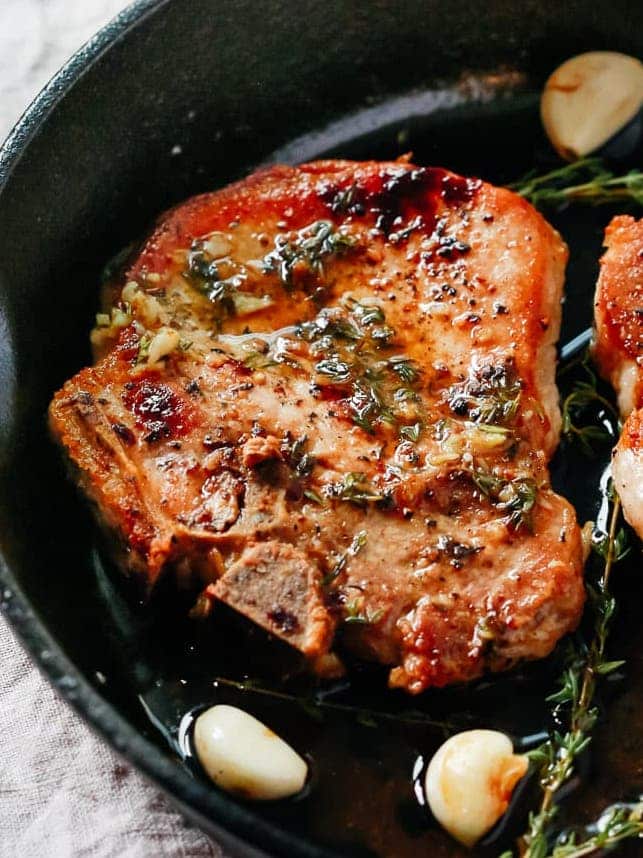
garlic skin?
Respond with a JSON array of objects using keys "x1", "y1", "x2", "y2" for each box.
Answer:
[
  {"x1": 424, "y1": 729, "x2": 528, "y2": 847},
  {"x1": 541, "y1": 52, "x2": 643, "y2": 161},
  {"x1": 193, "y1": 704, "x2": 308, "y2": 800}
]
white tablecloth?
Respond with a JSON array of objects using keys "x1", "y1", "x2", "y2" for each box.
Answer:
[{"x1": 0, "y1": 3, "x2": 225, "y2": 856}]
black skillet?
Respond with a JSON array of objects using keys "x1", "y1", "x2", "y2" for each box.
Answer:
[{"x1": 2, "y1": 1, "x2": 643, "y2": 856}]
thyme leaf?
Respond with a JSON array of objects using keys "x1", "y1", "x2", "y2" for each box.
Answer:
[
  {"x1": 342, "y1": 296, "x2": 387, "y2": 327},
  {"x1": 303, "y1": 488, "x2": 325, "y2": 506},
  {"x1": 330, "y1": 184, "x2": 360, "y2": 214},
  {"x1": 326, "y1": 472, "x2": 386, "y2": 507},
  {"x1": 136, "y1": 333, "x2": 152, "y2": 364},
  {"x1": 315, "y1": 356, "x2": 352, "y2": 382},
  {"x1": 388, "y1": 355, "x2": 420, "y2": 384},
  {"x1": 242, "y1": 348, "x2": 278, "y2": 370},
  {"x1": 323, "y1": 530, "x2": 368, "y2": 586},
  {"x1": 281, "y1": 434, "x2": 316, "y2": 477},
  {"x1": 343, "y1": 599, "x2": 383, "y2": 625},
  {"x1": 400, "y1": 422, "x2": 422, "y2": 442}
]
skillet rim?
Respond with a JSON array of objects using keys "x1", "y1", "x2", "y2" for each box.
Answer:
[{"x1": 0, "y1": 2, "x2": 332, "y2": 855}]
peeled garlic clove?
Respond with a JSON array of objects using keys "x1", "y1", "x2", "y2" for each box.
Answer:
[
  {"x1": 193, "y1": 704, "x2": 308, "y2": 800},
  {"x1": 424, "y1": 729, "x2": 528, "y2": 847},
  {"x1": 541, "y1": 52, "x2": 643, "y2": 161}
]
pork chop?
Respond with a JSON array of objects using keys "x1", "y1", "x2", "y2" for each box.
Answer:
[
  {"x1": 50, "y1": 159, "x2": 584, "y2": 693},
  {"x1": 593, "y1": 215, "x2": 643, "y2": 536}
]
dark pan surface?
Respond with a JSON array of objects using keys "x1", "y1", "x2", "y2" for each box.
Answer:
[{"x1": 1, "y1": 2, "x2": 643, "y2": 856}]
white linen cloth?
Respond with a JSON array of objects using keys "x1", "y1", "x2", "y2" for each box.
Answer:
[{"x1": 0, "y1": 3, "x2": 227, "y2": 855}]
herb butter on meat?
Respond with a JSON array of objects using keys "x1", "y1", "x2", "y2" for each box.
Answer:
[{"x1": 49, "y1": 159, "x2": 585, "y2": 693}]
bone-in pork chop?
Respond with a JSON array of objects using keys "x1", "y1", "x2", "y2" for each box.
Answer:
[
  {"x1": 50, "y1": 159, "x2": 584, "y2": 693},
  {"x1": 593, "y1": 215, "x2": 643, "y2": 536}
]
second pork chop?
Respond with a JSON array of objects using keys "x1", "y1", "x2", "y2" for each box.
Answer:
[
  {"x1": 594, "y1": 215, "x2": 643, "y2": 537},
  {"x1": 50, "y1": 159, "x2": 584, "y2": 693}
]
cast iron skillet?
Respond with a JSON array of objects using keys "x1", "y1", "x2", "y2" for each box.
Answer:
[{"x1": 2, "y1": 2, "x2": 643, "y2": 856}]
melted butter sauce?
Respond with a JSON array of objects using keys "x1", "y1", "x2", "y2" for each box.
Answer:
[{"x1": 90, "y1": 86, "x2": 643, "y2": 857}]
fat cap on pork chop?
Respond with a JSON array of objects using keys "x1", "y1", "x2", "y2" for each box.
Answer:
[{"x1": 50, "y1": 159, "x2": 584, "y2": 693}]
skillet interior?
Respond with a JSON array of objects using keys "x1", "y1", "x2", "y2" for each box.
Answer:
[{"x1": 1, "y1": 1, "x2": 643, "y2": 855}]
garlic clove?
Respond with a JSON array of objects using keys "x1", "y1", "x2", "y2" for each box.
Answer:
[
  {"x1": 193, "y1": 704, "x2": 308, "y2": 801},
  {"x1": 424, "y1": 729, "x2": 528, "y2": 847},
  {"x1": 541, "y1": 52, "x2": 643, "y2": 161}
]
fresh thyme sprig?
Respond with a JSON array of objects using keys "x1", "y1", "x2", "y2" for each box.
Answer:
[
  {"x1": 211, "y1": 675, "x2": 462, "y2": 731},
  {"x1": 560, "y1": 357, "x2": 620, "y2": 456},
  {"x1": 470, "y1": 467, "x2": 538, "y2": 532},
  {"x1": 514, "y1": 490, "x2": 631, "y2": 858},
  {"x1": 562, "y1": 382, "x2": 617, "y2": 455},
  {"x1": 545, "y1": 801, "x2": 643, "y2": 857},
  {"x1": 509, "y1": 158, "x2": 643, "y2": 209}
]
